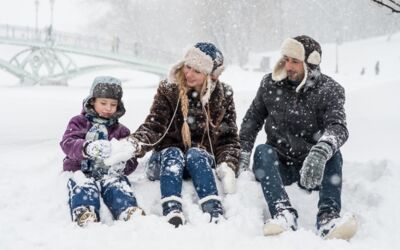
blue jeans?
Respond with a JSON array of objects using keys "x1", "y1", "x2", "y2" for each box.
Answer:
[
  {"x1": 68, "y1": 174, "x2": 138, "y2": 220},
  {"x1": 147, "y1": 147, "x2": 222, "y2": 216},
  {"x1": 253, "y1": 144, "x2": 342, "y2": 219}
]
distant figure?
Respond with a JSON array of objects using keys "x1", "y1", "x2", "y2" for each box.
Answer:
[
  {"x1": 45, "y1": 25, "x2": 53, "y2": 43},
  {"x1": 255, "y1": 56, "x2": 271, "y2": 72},
  {"x1": 360, "y1": 67, "x2": 365, "y2": 75},
  {"x1": 133, "y1": 42, "x2": 139, "y2": 56},
  {"x1": 375, "y1": 61, "x2": 380, "y2": 75},
  {"x1": 112, "y1": 36, "x2": 120, "y2": 53}
]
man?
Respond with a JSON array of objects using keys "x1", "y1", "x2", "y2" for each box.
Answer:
[{"x1": 239, "y1": 35, "x2": 357, "y2": 240}]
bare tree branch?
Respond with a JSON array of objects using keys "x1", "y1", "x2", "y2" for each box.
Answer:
[{"x1": 372, "y1": 0, "x2": 400, "y2": 13}]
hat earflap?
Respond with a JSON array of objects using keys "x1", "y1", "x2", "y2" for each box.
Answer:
[
  {"x1": 307, "y1": 50, "x2": 321, "y2": 65},
  {"x1": 272, "y1": 57, "x2": 287, "y2": 81},
  {"x1": 201, "y1": 76, "x2": 216, "y2": 106},
  {"x1": 168, "y1": 61, "x2": 184, "y2": 83},
  {"x1": 212, "y1": 64, "x2": 225, "y2": 78},
  {"x1": 295, "y1": 61, "x2": 308, "y2": 93}
]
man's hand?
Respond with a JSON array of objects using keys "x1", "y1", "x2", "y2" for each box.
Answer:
[{"x1": 300, "y1": 142, "x2": 333, "y2": 189}]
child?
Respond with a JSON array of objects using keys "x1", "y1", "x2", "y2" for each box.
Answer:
[{"x1": 60, "y1": 76, "x2": 144, "y2": 227}]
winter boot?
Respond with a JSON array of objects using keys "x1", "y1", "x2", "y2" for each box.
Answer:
[
  {"x1": 199, "y1": 195, "x2": 224, "y2": 224},
  {"x1": 317, "y1": 212, "x2": 357, "y2": 240},
  {"x1": 263, "y1": 209, "x2": 298, "y2": 236},
  {"x1": 73, "y1": 206, "x2": 97, "y2": 227},
  {"x1": 161, "y1": 196, "x2": 185, "y2": 228},
  {"x1": 119, "y1": 206, "x2": 146, "y2": 221}
]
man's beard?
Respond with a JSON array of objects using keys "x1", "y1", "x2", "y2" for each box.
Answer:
[{"x1": 287, "y1": 70, "x2": 304, "y2": 82}]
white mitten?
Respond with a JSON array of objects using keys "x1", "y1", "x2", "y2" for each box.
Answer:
[
  {"x1": 103, "y1": 137, "x2": 140, "y2": 166},
  {"x1": 216, "y1": 162, "x2": 237, "y2": 194},
  {"x1": 85, "y1": 140, "x2": 111, "y2": 160}
]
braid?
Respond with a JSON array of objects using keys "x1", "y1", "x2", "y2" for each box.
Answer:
[{"x1": 176, "y1": 70, "x2": 191, "y2": 148}]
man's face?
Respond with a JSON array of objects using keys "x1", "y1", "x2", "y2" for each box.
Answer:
[{"x1": 284, "y1": 56, "x2": 305, "y2": 82}]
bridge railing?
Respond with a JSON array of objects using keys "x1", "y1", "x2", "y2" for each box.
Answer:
[{"x1": 0, "y1": 24, "x2": 177, "y2": 64}]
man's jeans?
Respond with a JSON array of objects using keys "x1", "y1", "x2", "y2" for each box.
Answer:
[{"x1": 253, "y1": 144, "x2": 342, "y2": 218}]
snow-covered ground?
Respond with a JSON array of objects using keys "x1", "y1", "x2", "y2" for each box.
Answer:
[{"x1": 0, "y1": 33, "x2": 399, "y2": 250}]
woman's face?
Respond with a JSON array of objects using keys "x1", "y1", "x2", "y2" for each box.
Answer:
[{"x1": 183, "y1": 65, "x2": 207, "y2": 91}]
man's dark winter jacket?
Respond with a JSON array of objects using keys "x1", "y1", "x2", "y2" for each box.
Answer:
[
  {"x1": 132, "y1": 80, "x2": 241, "y2": 172},
  {"x1": 240, "y1": 73, "x2": 348, "y2": 165}
]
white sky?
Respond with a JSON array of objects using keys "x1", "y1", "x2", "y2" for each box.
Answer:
[{"x1": 0, "y1": 0, "x2": 91, "y2": 33}]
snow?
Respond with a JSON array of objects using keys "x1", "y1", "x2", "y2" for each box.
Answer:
[{"x1": 1, "y1": 33, "x2": 400, "y2": 250}]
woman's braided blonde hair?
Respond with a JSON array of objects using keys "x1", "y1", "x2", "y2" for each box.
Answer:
[{"x1": 175, "y1": 67, "x2": 208, "y2": 149}]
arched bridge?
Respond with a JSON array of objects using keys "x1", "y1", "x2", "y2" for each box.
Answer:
[{"x1": 0, "y1": 24, "x2": 175, "y2": 85}]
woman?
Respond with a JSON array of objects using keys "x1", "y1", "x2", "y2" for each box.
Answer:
[{"x1": 105, "y1": 42, "x2": 240, "y2": 227}]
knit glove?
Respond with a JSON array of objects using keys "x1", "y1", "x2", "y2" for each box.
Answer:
[
  {"x1": 238, "y1": 151, "x2": 251, "y2": 173},
  {"x1": 216, "y1": 162, "x2": 236, "y2": 194},
  {"x1": 103, "y1": 137, "x2": 140, "y2": 166},
  {"x1": 300, "y1": 142, "x2": 333, "y2": 190},
  {"x1": 84, "y1": 140, "x2": 111, "y2": 160}
]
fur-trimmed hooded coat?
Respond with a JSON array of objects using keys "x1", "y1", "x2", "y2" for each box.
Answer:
[
  {"x1": 60, "y1": 86, "x2": 137, "y2": 176},
  {"x1": 60, "y1": 113, "x2": 137, "y2": 175},
  {"x1": 240, "y1": 72, "x2": 349, "y2": 165},
  {"x1": 131, "y1": 80, "x2": 241, "y2": 172}
]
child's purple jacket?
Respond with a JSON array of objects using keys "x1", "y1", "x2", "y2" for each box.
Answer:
[{"x1": 60, "y1": 114, "x2": 137, "y2": 175}]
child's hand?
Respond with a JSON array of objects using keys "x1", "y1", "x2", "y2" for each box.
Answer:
[
  {"x1": 85, "y1": 140, "x2": 112, "y2": 160},
  {"x1": 103, "y1": 138, "x2": 139, "y2": 166}
]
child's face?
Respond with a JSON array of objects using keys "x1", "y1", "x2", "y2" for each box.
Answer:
[{"x1": 92, "y1": 98, "x2": 118, "y2": 118}]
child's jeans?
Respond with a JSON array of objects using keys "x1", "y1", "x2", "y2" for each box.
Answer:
[{"x1": 67, "y1": 173, "x2": 138, "y2": 220}]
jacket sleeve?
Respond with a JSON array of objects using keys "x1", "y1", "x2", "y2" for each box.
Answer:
[
  {"x1": 131, "y1": 82, "x2": 176, "y2": 157},
  {"x1": 239, "y1": 76, "x2": 269, "y2": 153},
  {"x1": 214, "y1": 84, "x2": 241, "y2": 172},
  {"x1": 318, "y1": 82, "x2": 349, "y2": 153},
  {"x1": 60, "y1": 116, "x2": 87, "y2": 161}
]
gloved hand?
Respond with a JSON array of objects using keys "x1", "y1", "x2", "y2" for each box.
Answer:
[
  {"x1": 103, "y1": 137, "x2": 140, "y2": 166},
  {"x1": 84, "y1": 140, "x2": 111, "y2": 160},
  {"x1": 238, "y1": 151, "x2": 251, "y2": 173},
  {"x1": 300, "y1": 142, "x2": 333, "y2": 190},
  {"x1": 216, "y1": 162, "x2": 236, "y2": 194}
]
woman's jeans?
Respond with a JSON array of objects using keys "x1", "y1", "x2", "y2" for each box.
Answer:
[
  {"x1": 253, "y1": 144, "x2": 342, "y2": 219},
  {"x1": 147, "y1": 147, "x2": 222, "y2": 216}
]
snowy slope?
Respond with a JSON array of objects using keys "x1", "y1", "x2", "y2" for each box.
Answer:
[{"x1": 0, "y1": 34, "x2": 399, "y2": 250}]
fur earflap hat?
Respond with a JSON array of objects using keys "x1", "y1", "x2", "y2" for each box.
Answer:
[
  {"x1": 169, "y1": 42, "x2": 225, "y2": 105},
  {"x1": 83, "y1": 76, "x2": 126, "y2": 119},
  {"x1": 272, "y1": 35, "x2": 322, "y2": 92},
  {"x1": 90, "y1": 76, "x2": 123, "y2": 101}
]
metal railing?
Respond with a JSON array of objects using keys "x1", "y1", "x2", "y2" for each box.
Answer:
[{"x1": 0, "y1": 24, "x2": 177, "y2": 64}]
